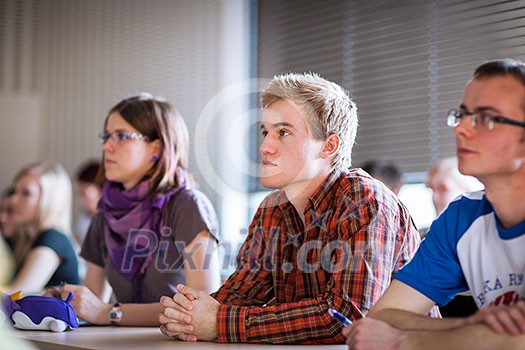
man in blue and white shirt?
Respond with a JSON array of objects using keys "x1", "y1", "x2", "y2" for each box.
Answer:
[{"x1": 343, "y1": 58, "x2": 525, "y2": 350}]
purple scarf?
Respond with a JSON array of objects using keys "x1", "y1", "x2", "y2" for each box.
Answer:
[{"x1": 98, "y1": 180, "x2": 178, "y2": 281}]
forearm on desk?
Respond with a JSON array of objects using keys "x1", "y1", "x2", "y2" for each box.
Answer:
[
  {"x1": 401, "y1": 324, "x2": 525, "y2": 350},
  {"x1": 216, "y1": 296, "x2": 354, "y2": 344},
  {"x1": 370, "y1": 308, "x2": 465, "y2": 331},
  {"x1": 118, "y1": 302, "x2": 165, "y2": 327}
]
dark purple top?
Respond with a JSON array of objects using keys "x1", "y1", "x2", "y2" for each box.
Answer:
[{"x1": 80, "y1": 188, "x2": 218, "y2": 303}]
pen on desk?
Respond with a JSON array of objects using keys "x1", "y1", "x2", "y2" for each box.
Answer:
[{"x1": 328, "y1": 308, "x2": 352, "y2": 326}]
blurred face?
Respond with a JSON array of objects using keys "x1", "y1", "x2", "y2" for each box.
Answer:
[
  {"x1": 426, "y1": 172, "x2": 458, "y2": 215},
  {"x1": 102, "y1": 112, "x2": 159, "y2": 190},
  {"x1": 259, "y1": 99, "x2": 326, "y2": 192},
  {"x1": 10, "y1": 174, "x2": 41, "y2": 227},
  {"x1": 0, "y1": 195, "x2": 16, "y2": 238},
  {"x1": 76, "y1": 181, "x2": 101, "y2": 215},
  {"x1": 455, "y1": 76, "x2": 525, "y2": 182}
]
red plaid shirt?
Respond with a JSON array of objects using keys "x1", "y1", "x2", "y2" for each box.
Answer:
[{"x1": 212, "y1": 168, "x2": 420, "y2": 344}]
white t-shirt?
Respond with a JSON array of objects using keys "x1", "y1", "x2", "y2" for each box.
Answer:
[{"x1": 395, "y1": 191, "x2": 525, "y2": 308}]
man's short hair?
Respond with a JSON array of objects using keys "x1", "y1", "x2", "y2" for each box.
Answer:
[
  {"x1": 76, "y1": 160, "x2": 101, "y2": 186},
  {"x1": 361, "y1": 159, "x2": 403, "y2": 194},
  {"x1": 474, "y1": 58, "x2": 525, "y2": 87},
  {"x1": 260, "y1": 72, "x2": 358, "y2": 169},
  {"x1": 474, "y1": 58, "x2": 525, "y2": 129}
]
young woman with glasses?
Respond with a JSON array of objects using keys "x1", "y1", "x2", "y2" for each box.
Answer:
[{"x1": 56, "y1": 93, "x2": 221, "y2": 326}]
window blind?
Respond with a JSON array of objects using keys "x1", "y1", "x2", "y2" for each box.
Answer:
[{"x1": 258, "y1": 0, "x2": 525, "y2": 173}]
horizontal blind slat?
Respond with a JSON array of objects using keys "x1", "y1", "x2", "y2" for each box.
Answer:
[{"x1": 258, "y1": 0, "x2": 525, "y2": 174}]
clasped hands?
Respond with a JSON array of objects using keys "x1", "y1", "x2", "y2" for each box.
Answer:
[{"x1": 159, "y1": 284, "x2": 220, "y2": 342}]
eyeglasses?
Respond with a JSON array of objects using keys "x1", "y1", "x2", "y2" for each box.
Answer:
[
  {"x1": 98, "y1": 131, "x2": 149, "y2": 144},
  {"x1": 447, "y1": 109, "x2": 525, "y2": 131}
]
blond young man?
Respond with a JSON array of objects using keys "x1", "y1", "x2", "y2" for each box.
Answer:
[{"x1": 159, "y1": 73, "x2": 422, "y2": 344}]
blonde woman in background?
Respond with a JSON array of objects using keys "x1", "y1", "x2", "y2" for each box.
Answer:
[{"x1": 2, "y1": 162, "x2": 80, "y2": 294}]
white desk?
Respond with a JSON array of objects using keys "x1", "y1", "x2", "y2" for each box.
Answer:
[{"x1": 12, "y1": 326, "x2": 347, "y2": 350}]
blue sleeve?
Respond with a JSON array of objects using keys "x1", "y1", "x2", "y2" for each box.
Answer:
[{"x1": 394, "y1": 198, "x2": 473, "y2": 306}]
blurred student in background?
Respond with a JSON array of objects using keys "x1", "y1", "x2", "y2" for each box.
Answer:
[
  {"x1": 0, "y1": 188, "x2": 15, "y2": 285},
  {"x1": 425, "y1": 156, "x2": 484, "y2": 317},
  {"x1": 74, "y1": 160, "x2": 102, "y2": 246},
  {"x1": 58, "y1": 93, "x2": 221, "y2": 326},
  {"x1": 0, "y1": 189, "x2": 15, "y2": 285},
  {"x1": 361, "y1": 159, "x2": 404, "y2": 195},
  {"x1": 2, "y1": 162, "x2": 80, "y2": 294},
  {"x1": 0, "y1": 236, "x2": 13, "y2": 286},
  {"x1": 426, "y1": 156, "x2": 483, "y2": 215},
  {"x1": 0, "y1": 188, "x2": 15, "y2": 241}
]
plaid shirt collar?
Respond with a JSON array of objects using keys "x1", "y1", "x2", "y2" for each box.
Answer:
[{"x1": 274, "y1": 168, "x2": 345, "y2": 215}]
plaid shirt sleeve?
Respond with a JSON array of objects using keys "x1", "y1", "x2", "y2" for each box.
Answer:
[
  {"x1": 211, "y1": 210, "x2": 275, "y2": 308},
  {"x1": 211, "y1": 182, "x2": 419, "y2": 344}
]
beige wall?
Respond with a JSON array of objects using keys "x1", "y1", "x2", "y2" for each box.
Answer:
[
  {"x1": 0, "y1": 96, "x2": 41, "y2": 190},
  {"x1": 0, "y1": 0, "x2": 252, "y2": 239}
]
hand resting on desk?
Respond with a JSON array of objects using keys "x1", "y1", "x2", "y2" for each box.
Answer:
[{"x1": 58, "y1": 284, "x2": 111, "y2": 325}]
